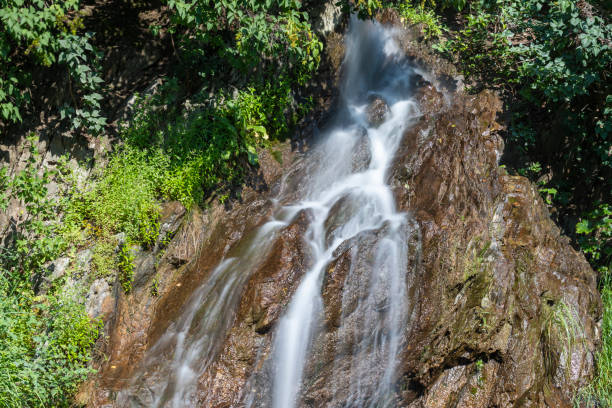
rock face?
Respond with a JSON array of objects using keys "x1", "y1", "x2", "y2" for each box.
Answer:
[
  {"x1": 387, "y1": 86, "x2": 601, "y2": 407},
  {"x1": 87, "y1": 21, "x2": 600, "y2": 408},
  {"x1": 366, "y1": 94, "x2": 390, "y2": 126}
]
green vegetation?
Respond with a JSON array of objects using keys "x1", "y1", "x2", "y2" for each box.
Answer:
[
  {"x1": 0, "y1": 287, "x2": 100, "y2": 407},
  {"x1": 397, "y1": 1, "x2": 444, "y2": 39},
  {"x1": 0, "y1": 136, "x2": 100, "y2": 406},
  {"x1": 0, "y1": 0, "x2": 105, "y2": 132},
  {"x1": 340, "y1": 0, "x2": 383, "y2": 18},
  {"x1": 61, "y1": 0, "x2": 323, "y2": 248},
  {"x1": 118, "y1": 243, "x2": 135, "y2": 294},
  {"x1": 577, "y1": 270, "x2": 612, "y2": 407},
  {"x1": 540, "y1": 300, "x2": 583, "y2": 378}
]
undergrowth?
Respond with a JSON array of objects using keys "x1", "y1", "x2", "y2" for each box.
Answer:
[
  {"x1": 0, "y1": 136, "x2": 100, "y2": 406},
  {"x1": 0, "y1": 0, "x2": 106, "y2": 133},
  {"x1": 576, "y1": 269, "x2": 612, "y2": 407}
]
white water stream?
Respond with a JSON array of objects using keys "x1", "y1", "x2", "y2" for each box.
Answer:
[
  {"x1": 260, "y1": 17, "x2": 419, "y2": 408},
  {"x1": 118, "y1": 16, "x2": 421, "y2": 408}
]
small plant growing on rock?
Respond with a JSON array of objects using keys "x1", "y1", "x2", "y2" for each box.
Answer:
[
  {"x1": 118, "y1": 243, "x2": 135, "y2": 294},
  {"x1": 541, "y1": 300, "x2": 584, "y2": 379}
]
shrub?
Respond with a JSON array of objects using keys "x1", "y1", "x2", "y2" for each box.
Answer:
[
  {"x1": 0, "y1": 0, "x2": 105, "y2": 132},
  {"x1": 0, "y1": 284, "x2": 100, "y2": 407},
  {"x1": 167, "y1": 0, "x2": 322, "y2": 85},
  {"x1": 75, "y1": 146, "x2": 163, "y2": 246},
  {"x1": 0, "y1": 135, "x2": 100, "y2": 406},
  {"x1": 118, "y1": 243, "x2": 135, "y2": 294},
  {"x1": 397, "y1": 1, "x2": 445, "y2": 39}
]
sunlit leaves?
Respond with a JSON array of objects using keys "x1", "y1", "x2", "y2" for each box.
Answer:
[{"x1": 0, "y1": 0, "x2": 106, "y2": 133}]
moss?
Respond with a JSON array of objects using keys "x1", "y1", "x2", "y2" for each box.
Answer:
[{"x1": 271, "y1": 149, "x2": 283, "y2": 165}]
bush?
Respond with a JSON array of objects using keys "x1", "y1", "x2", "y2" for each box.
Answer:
[
  {"x1": 75, "y1": 146, "x2": 163, "y2": 246},
  {"x1": 397, "y1": 1, "x2": 445, "y2": 39},
  {"x1": 167, "y1": 0, "x2": 322, "y2": 86},
  {"x1": 0, "y1": 0, "x2": 105, "y2": 132},
  {"x1": 0, "y1": 283, "x2": 100, "y2": 407},
  {"x1": 0, "y1": 136, "x2": 100, "y2": 407}
]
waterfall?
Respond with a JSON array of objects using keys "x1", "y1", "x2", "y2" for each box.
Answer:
[
  {"x1": 251, "y1": 17, "x2": 420, "y2": 408},
  {"x1": 117, "y1": 16, "x2": 421, "y2": 408}
]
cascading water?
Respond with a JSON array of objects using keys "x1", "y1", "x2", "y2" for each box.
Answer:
[
  {"x1": 245, "y1": 17, "x2": 421, "y2": 408},
  {"x1": 116, "y1": 218, "x2": 295, "y2": 407},
  {"x1": 117, "y1": 16, "x2": 422, "y2": 408}
]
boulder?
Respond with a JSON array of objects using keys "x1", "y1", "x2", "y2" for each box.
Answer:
[{"x1": 366, "y1": 94, "x2": 389, "y2": 127}]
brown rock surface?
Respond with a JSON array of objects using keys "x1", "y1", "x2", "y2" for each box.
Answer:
[
  {"x1": 195, "y1": 209, "x2": 312, "y2": 406},
  {"x1": 388, "y1": 87, "x2": 600, "y2": 407},
  {"x1": 186, "y1": 85, "x2": 600, "y2": 408},
  {"x1": 86, "y1": 19, "x2": 601, "y2": 408},
  {"x1": 367, "y1": 94, "x2": 390, "y2": 127},
  {"x1": 82, "y1": 142, "x2": 297, "y2": 406}
]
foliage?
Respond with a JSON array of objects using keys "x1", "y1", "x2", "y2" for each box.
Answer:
[
  {"x1": 0, "y1": 135, "x2": 99, "y2": 406},
  {"x1": 0, "y1": 285, "x2": 100, "y2": 407},
  {"x1": 397, "y1": 1, "x2": 445, "y2": 39},
  {"x1": 166, "y1": 0, "x2": 322, "y2": 85},
  {"x1": 57, "y1": 32, "x2": 106, "y2": 133},
  {"x1": 339, "y1": 0, "x2": 383, "y2": 19},
  {"x1": 575, "y1": 203, "x2": 611, "y2": 406},
  {"x1": 575, "y1": 269, "x2": 612, "y2": 407},
  {"x1": 577, "y1": 203, "x2": 612, "y2": 272},
  {"x1": 432, "y1": 3, "x2": 516, "y2": 86},
  {"x1": 119, "y1": 77, "x2": 299, "y2": 209},
  {"x1": 0, "y1": 135, "x2": 65, "y2": 290},
  {"x1": 118, "y1": 243, "x2": 135, "y2": 293},
  {"x1": 72, "y1": 146, "x2": 163, "y2": 246},
  {"x1": 0, "y1": 0, "x2": 105, "y2": 133},
  {"x1": 92, "y1": 239, "x2": 116, "y2": 279}
]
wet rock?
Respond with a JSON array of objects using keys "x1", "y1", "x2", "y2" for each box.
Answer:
[
  {"x1": 87, "y1": 13, "x2": 600, "y2": 408},
  {"x1": 154, "y1": 201, "x2": 186, "y2": 252},
  {"x1": 410, "y1": 73, "x2": 431, "y2": 90},
  {"x1": 388, "y1": 88, "x2": 599, "y2": 407},
  {"x1": 323, "y1": 193, "x2": 369, "y2": 246},
  {"x1": 301, "y1": 218, "x2": 421, "y2": 408},
  {"x1": 86, "y1": 167, "x2": 285, "y2": 405},
  {"x1": 351, "y1": 127, "x2": 371, "y2": 172},
  {"x1": 406, "y1": 360, "x2": 499, "y2": 408},
  {"x1": 366, "y1": 94, "x2": 389, "y2": 127},
  {"x1": 131, "y1": 253, "x2": 156, "y2": 290},
  {"x1": 194, "y1": 210, "x2": 312, "y2": 406},
  {"x1": 414, "y1": 83, "x2": 445, "y2": 114},
  {"x1": 188, "y1": 87, "x2": 599, "y2": 408}
]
